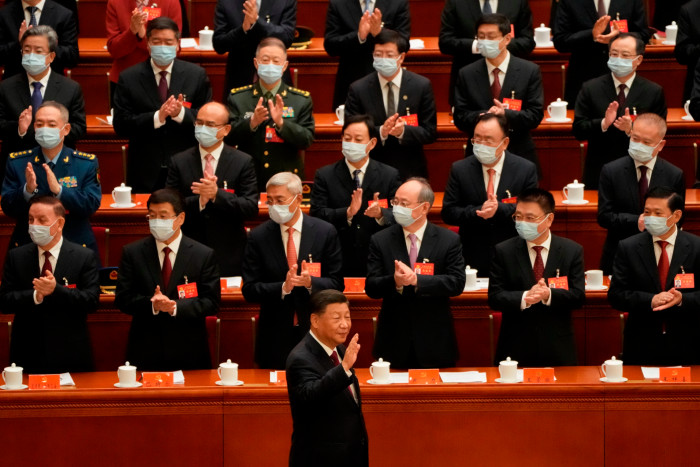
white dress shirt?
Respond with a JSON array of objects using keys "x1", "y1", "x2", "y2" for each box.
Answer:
[
  {"x1": 153, "y1": 229, "x2": 183, "y2": 316},
  {"x1": 33, "y1": 235, "x2": 63, "y2": 304},
  {"x1": 634, "y1": 153, "x2": 657, "y2": 184},
  {"x1": 520, "y1": 230, "x2": 553, "y2": 309},
  {"x1": 151, "y1": 60, "x2": 185, "y2": 128},
  {"x1": 346, "y1": 157, "x2": 370, "y2": 187},
  {"x1": 22, "y1": 0, "x2": 46, "y2": 25}
]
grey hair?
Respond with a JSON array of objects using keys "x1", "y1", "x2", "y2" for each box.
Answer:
[
  {"x1": 266, "y1": 172, "x2": 302, "y2": 195},
  {"x1": 633, "y1": 113, "x2": 667, "y2": 139},
  {"x1": 21, "y1": 25, "x2": 58, "y2": 53},
  {"x1": 38, "y1": 100, "x2": 69, "y2": 123},
  {"x1": 406, "y1": 177, "x2": 435, "y2": 207}
]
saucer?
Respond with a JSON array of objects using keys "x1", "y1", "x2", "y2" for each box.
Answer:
[
  {"x1": 366, "y1": 379, "x2": 392, "y2": 385},
  {"x1": 110, "y1": 202, "x2": 137, "y2": 208},
  {"x1": 1, "y1": 384, "x2": 28, "y2": 390},
  {"x1": 215, "y1": 380, "x2": 244, "y2": 386},
  {"x1": 562, "y1": 199, "x2": 589, "y2": 205},
  {"x1": 494, "y1": 378, "x2": 520, "y2": 384},
  {"x1": 114, "y1": 382, "x2": 142, "y2": 388},
  {"x1": 334, "y1": 120, "x2": 344, "y2": 125},
  {"x1": 545, "y1": 117, "x2": 572, "y2": 123},
  {"x1": 586, "y1": 285, "x2": 608, "y2": 291},
  {"x1": 682, "y1": 115, "x2": 694, "y2": 121},
  {"x1": 600, "y1": 377, "x2": 627, "y2": 383},
  {"x1": 535, "y1": 41, "x2": 554, "y2": 48}
]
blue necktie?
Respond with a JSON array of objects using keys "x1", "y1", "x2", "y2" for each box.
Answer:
[
  {"x1": 483, "y1": 0, "x2": 493, "y2": 14},
  {"x1": 27, "y1": 6, "x2": 38, "y2": 27},
  {"x1": 31, "y1": 82, "x2": 42, "y2": 116},
  {"x1": 353, "y1": 169, "x2": 362, "y2": 189},
  {"x1": 364, "y1": 0, "x2": 371, "y2": 12}
]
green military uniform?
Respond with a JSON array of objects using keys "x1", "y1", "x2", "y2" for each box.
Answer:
[{"x1": 226, "y1": 81, "x2": 315, "y2": 191}]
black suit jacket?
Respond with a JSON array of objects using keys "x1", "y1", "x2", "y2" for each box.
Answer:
[
  {"x1": 573, "y1": 73, "x2": 667, "y2": 188},
  {"x1": 691, "y1": 59, "x2": 700, "y2": 120},
  {"x1": 324, "y1": 0, "x2": 411, "y2": 109},
  {"x1": 344, "y1": 70, "x2": 437, "y2": 179},
  {"x1": 366, "y1": 222, "x2": 465, "y2": 368},
  {"x1": 438, "y1": 0, "x2": 535, "y2": 104},
  {"x1": 609, "y1": 230, "x2": 700, "y2": 365},
  {"x1": 286, "y1": 333, "x2": 368, "y2": 467},
  {"x1": 212, "y1": 0, "x2": 296, "y2": 97},
  {"x1": 488, "y1": 234, "x2": 585, "y2": 366},
  {"x1": 674, "y1": 0, "x2": 700, "y2": 103},
  {"x1": 0, "y1": 0, "x2": 78, "y2": 78},
  {"x1": 441, "y1": 153, "x2": 538, "y2": 276},
  {"x1": 454, "y1": 56, "x2": 544, "y2": 168},
  {"x1": 113, "y1": 59, "x2": 213, "y2": 193},
  {"x1": 553, "y1": 0, "x2": 649, "y2": 103},
  {"x1": 242, "y1": 215, "x2": 344, "y2": 369},
  {"x1": 598, "y1": 156, "x2": 685, "y2": 274},
  {"x1": 0, "y1": 239, "x2": 99, "y2": 373},
  {"x1": 310, "y1": 158, "x2": 401, "y2": 277},
  {"x1": 166, "y1": 144, "x2": 259, "y2": 276},
  {"x1": 114, "y1": 234, "x2": 220, "y2": 371}
]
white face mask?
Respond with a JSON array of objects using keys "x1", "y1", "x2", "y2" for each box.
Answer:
[
  {"x1": 268, "y1": 197, "x2": 298, "y2": 225},
  {"x1": 28, "y1": 219, "x2": 58, "y2": 247},
  {"x1": 342, "y1": 141, "x2": 369, "y2": 163},
  {"x1": 472, "y1": 139, "x2": 505, "y2": 165},
  {"x1": 392, "y1": 203, "x2": 425, "y2": 228},
  {"x1": 149, "y1": 218, "x2": 177, "y2": 242},
  {"x1": 628, "y1": 140, "x2": 660, "y2": 163}
]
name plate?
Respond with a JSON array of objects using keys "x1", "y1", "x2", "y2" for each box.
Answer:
[
  {"x1": 28, "y1": 374, "x2": 60, "y2": 389},
  {"x1": 367, "y1": 198, "x2": 389, "y2": 208},
  {"x1": 142, "y1": 372, "x2": 174, "y2": 387},
  {"x1": 270, "y1": 370, "x2": 286, "y2": 385},
  {"x1": 408, "y1": 369, "x2": 440, "y2": 384},
  {"x1": 344, "y1": 277, "x2": 366, "y2": 293},
  {"x1": 523, "y1": 368, "x2": 555, "y2": 383},
  {"x1": 659, "y1": 367, "x2": 691, "y2": 382}
]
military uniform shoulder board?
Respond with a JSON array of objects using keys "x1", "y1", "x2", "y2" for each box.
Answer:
[
  {"x1": 8, "y1": 149, "x2": 33, "y2": 160},
  {"x1": 230, "y1": 84, "x2": 253, "y2": 95},
  {"x1": 73, "y1": 151, "x2": 96, "y2": 160},
  {"x1": 288, "y1": 87, "x2": 310, "y2": 97}
]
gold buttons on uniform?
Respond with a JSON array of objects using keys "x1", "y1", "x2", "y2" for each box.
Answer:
[
  {"x1": 264, "y1": 163, "x2": 270, "y2": 168},
  {"x1": 263, "y1": 151, "x2": 269, "y2": 156},
  {"x1": 293, "y1": 169, "x2": 298, "y2": 173}
]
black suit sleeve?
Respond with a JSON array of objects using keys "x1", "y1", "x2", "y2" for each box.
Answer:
[
  {"x1": 548, "y1": 243, "x2": 586, "y2": 310},
  {"x1": 441, "y1": 164, "x2": 482, "y2": 225},
  {"x1": 0, "y1": 251, "x2": 36, "y2": 311},
  {"x1": 400, "y1": 80, "x2": 437, "y2": 146},
  {"x1": 365, "y1": 234, "x2": 398, "y2": 299},
  {"x1": 453, "y1": 70, "x2": 482, "y2": 134},
  {"x1": 344, "y1": 81, "x2": 364, "y2": 117},
  {"x1": 324, "y1": 2, "x2": 366, "y2": 57},
  {"x1": 44, "y1": 250, "x2": 100, "y2": 314},
  {"x1": 507, "y1": 0, "x2": 536, "y2": 57},
  {"x1": 115, "y1": 244, "x2": 156, "y2": 317},
  {"x1": 241, "y1": 231, "x2": 285, "y2": 301},
  {"x1": 210, "y1": 155, "x2": 259, "y2": 219},
  {"x1": 572, "y1": 81, "x2": 605, "y2": 141},
  {"x1": 608, "y1": 241, "x2": 656, "y2": 312},
  {"x1": 113, "y1": 74, "x2": 157, "y2": 138},
  {"x1": 0, "y1": 16, "x2": 20, "y2": 68},
  {"x1": 310, "y1": 170, "x2": 350, "y2": 229},
  {"x1": 552, "y1": 0, "x2": 596, "y2": 53},
  {"x1": 597, "y1": 164, "x2": 640, "y2": 232},
  {"x1": 674, "y1": 5, "x2": 700, "y2": 66},
  {"x1": 212, "y1": 1, "x2": 247, "y2": 53},
  {"x1": 256, "y1": 0, "x2": 296, "y2": 47},
  {"x1": 286, "y1": 352, "x2": 355, "y2": 405},
  {"x1": 438, "y1": 0, "x2": 474, "y2": 57},
  {"x1": 504, "y1": 64, "x2": 544, "y2": 133},
  {"x1": 55, "y1": 10, "x2": 80, "y2": 70},
  {"x1": 174, "y1": 247, "x2": 220, "y2": 320}
]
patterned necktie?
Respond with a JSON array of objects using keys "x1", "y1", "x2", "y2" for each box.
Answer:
[
  {"x1": 532, "y1": 245, "x2": 545, "y2": 282},
  {"x1": 486, "y1": 168, "x2": 496, "y2": 197},
  {"x1": 616, "y1": 84, "x2": 627, "y2": 114},
  {"x1": 286, "y1": 227, "x2": 297, "y2": 269},
  {"x1": 31, "y1": 82, "x2": 42, "y2": 116},
  {"x1": 657, "y1": 240, "x2": 669, "y2": 290},
  {"x1": 597, "y1": 0, "x2": 606, "y2": 17},
  {"x1": 364, "y1": 0, "x2": 371, "y2": 12},
  {"x1": 161, "y1": 246, "x2": 172, "y2": 287},
  {"x1": 386, "y1": 82, "x2": 396, "y2": 116},
  {"x1": 27, "y1": 6, "x2": 38, "y2": 26},
  {"x1": 408, "y1": 233, "x2": 418, "y2": 269},
  {"x1": 41, "y1": 251, "x2": 52, "y2": 276},
  {"x1": 353, "y1": 169, "x2": 362, "y2": 189},
  {"x1": 483, "y1": 0, "x2": 493, "y2": 14},
  {"x1": 158, "y1": 70, "x2": 169, "y2": 103},
  {"x1": 638, "y1": 165, "x2": 648, "y2": 209},
  {"x1": 491, "y1": 68, "x2": 502, "y2": 100},
  {"x1": 204, "y1": 154, "x2": 215, "y2": 177}
]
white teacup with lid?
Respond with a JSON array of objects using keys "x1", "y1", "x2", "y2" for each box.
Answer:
[
  {"x1": 199, "y1": 26, "x2": 214, "y2": 49},
  {"x1": 547, "y1": 98, "x2": 568, "y2": 120},
  {"x1": 117, "y1": 361, "x2": 137, "y2": 386},
  {"x1": 112, "y1": 183, "x2": 132, "y2": 206},
  {"x1": 499, "y1": 357, "x2": 518, "y2": 382},
  {"x1": 218, "y1": 359, "x2": 239, "y2": 385},
  {"x1": 370, "y1": 358, "x2": 391, "y2": 384},
  {"x1": 601, "y1": 356, "x2": 625, "y2": 382},
  {"x1": 534, "y1": 23, "x2": 552, "y2": 46},
  {"x1": 665, "y1": 21, "x2": 678, "y2": 44},
  {"x1": 563, "y1": 179, "x2": 585, "y2": 204},
  {"x1": 464, "y1": 266, "x2": 478, "y2": 290},
  {"x1": 335, "y1": 104, "x2": 345, "y2": 124},
  {"x1": 2, "y1": 363, "x2": 23, "y2": 389}
]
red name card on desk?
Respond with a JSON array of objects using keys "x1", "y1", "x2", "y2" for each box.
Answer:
[
  {"x1": 142, "y1": 372, "x2": 174, "y2": 387},
  {"x1": 28, "y1": 374, "x2": 60, "y2": 389},
  {"x1": 344, "y1": 277, "x2": 365, "y2": 292},
  {"x1": 659, "y1": 367, "x2": 691, "y2": 382},
  {"x1": 408, "y1": 369, "x2": 440, "y2": 384},
  {"x1": 523, "y1": 368, "x2": 555, "y2": 383}
]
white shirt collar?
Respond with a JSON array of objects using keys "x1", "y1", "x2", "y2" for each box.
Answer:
[
  {"x1": 612, "y1": 72, "x2": 636, "y2": 91},
  {"x1": 39, "y1": 234, "x2": 63, "y2": 257},
  {"x1": 155, "y1": 228, "x2": 183, "y2": 254},
  {"x1": 652, "y1": 223, "x2": 679, "y2": 246},
  {"x1": 280, "y1": 212, "x2": 304, "y2": 236},
  {"x1": 28, "y1": 67, "x2": 51, "y2": 88},
  {"x1": 634, "y1": 154, "x2": 658, "y2": 172},
  {"x1": 486, "y1": 51, "x2": 511, "y2": 75},
  {"x1": 22, "y1": 0, "x2": 46, "y2": 12},
  {"x1": 483, "y1": 150, "x2": 507, "y2": 176},
  {"x1": 309, "y1": 330, "x2": 336, "y2": 357},
  {"x1": 151, "y1": 59, "x2": 174, "y2": 76},
  {"x1": 403, "y1": 217, "x2": 428, "y2": 244},
  {"x1": 345, "y1": 157, "x2": 370, "y2": 177},
  {"x1": 377, "y1": 67, "x2": 403, "y2": 90},
  {"x1": 526, "y1": 229, "x2": 552, "y2": 251},
  {"x1": 198, "y1": 142, "x2": 224, "y2": 162}
]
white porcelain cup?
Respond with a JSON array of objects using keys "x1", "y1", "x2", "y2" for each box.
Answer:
[
  {"x1": 563, "y1": 179, "x2": 585, "y2": 203},
  {"x1": 534, "y1": 23, "x2": 551, "y2": 45},
  {"x1": 547, "y1": 98, "x2": 568, "y2": 120},
  {"x1": 370, "y1": 358, "x2": 391, "y2": 383},
  {"x1": 602, "y1": 357, "x2": 624, "y2": 381},
  {"x1": 117, "y1": 361, "x2": 137, "y2": 386},
  {"x1": 218, "y1": 359, "x2": 239, "y2": 384},
  {"x1": 335, "y1": 105, "x2": 345, "y2": 123},
  {"x1": 586, "y1": 269, "x2": 604, "y2": 288},
  {"x1": 465, "y1": 267, "x2": 478, "y2": 289},
  {"x1": 112, "y1": 183, "x2": 132, "y2": 206},
  {"x1": 685, "y1": 100, "x2": 692, "y2": 118},
  {"x1": 2, "y1": 363, "x2": 23, "y2": 388},
  {"x1": 665, "y1": 21, "x2": 678, "y2": 44},
  {"x1": 499, "y1": 357, "x2": 518, "y2": 382},
  {"x1": 199, "y1": 26, "x2": 214, "y2": 49}
]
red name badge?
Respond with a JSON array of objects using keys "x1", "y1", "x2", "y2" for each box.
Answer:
[
  {"x1": 674, "y1": 274, "x2": 695, "y2": 289},
  {"x1": 28, "y1": 374, "x2": 60, "y2": 389},
  {"x1": 344, "y1": 277, "x2": 366, "y2": 292},
  {"x1": 303, "y1": 262, "x2": 322, "y2": 277},
  {"x1": 659, "y1": 367, "x2": 691, "y2": 383},
  {"x1": 275, "y1": 370, "x2": 287, "y2": 385},
  {"x1": 414, "y1": 263, "x2": 434, "y2": 275},
  {"x1": 368, "y1": 198, "x2": 389, "y2": 208},
  {"x1": 502, "y1": 98, "x2": 523, "y2": 111},
  {"x1": 265, "y1": 127, "x2": 284, "y2": 143},
  {"x1": 548, "y1": 276, "x2": 569, "y2": 290},
  {"x1": 523, "y1": 368, "x2": 555, "y2": 383},
  {"x1": 177, "y1": 282, "x2": 198, "y2": 299},
  {"x1": 65, "y1": 284, "x2": 76, "y2": 289},
  {"x1": 502, "y1": 196, "x2": 517, "y2": 204},
  {"x1": 142, "y1": 6, "x2": 161, "y2": 20},
  {"x1": 409, "y1": 369, "x2": 440, "y2": 384},
  {"x1": 223, "y1": 188, "x2": 235, "y2": 194},
  {"x1": 182, "y1": 101, "x2": 192, "y2": 109},
  {"x1": 142, "y1": 372, "x2": 174, "y2": 387},
  {"x1": 612, "y1": 19, "x2": 629, "y2": 33},
  {"x1": 402, "y1": 114, "x2": 419, "y2": 127}
]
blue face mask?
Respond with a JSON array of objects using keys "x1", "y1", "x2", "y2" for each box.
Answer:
[
  {"x1": 150, "y1": 45, "x2": 177, "y2": 67},
  {"x1": 644, "y1": 215, "x2": 673, "y2": 237},
  {"x1": 257, "y1": 63, "x2": 284, "y2": 85},
  {"x1": 628, "y1": 140, "x2": 659, "y2": 163},
  {"x1": 149, "y1": 218, "x2": 176, "y2": 242},
  {"x1": 22, "y1": 53, "x2": 49, "y2": 76},
  {"x1": 478, "y1": 39, "x2": 503, "y2": 59},
  {"x1": 472, "y1": 140, "x2": 505, "y2": 166},
  {"x1": 607, "y1": 56, "x2": 637, "y2": 78},
  {"x1": 194, "y1": 125, "x2": 221, "y2": 148},
  {"x1": 341, "y1": 141, "x2": 369, "y2": 163},
  {"x1": 35, "y1": 126, "x2": 65, "y2": 149},
  {"x1": 515, "y1": 214, "x2": 550, "y2": 242},
  {"x1": 372, "y1": 57, "x2": 399, "y2": 78},
  {"x1": 392, "y1": 203, "x2": 424, "y2": 228}
]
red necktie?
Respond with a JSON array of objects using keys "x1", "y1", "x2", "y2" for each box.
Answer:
[
  {"x1": 491, "y1": 68, "x2": 502, "y2": 100},
  {"x1": 532, "y1": 246, "x2": 545, "y2": 282},
  {"x1": 41, "y1": 251, "x2": 52, "y2": 276},
  {"x1": 158, "y1": 70, "x2": 169, "y2": 103},
  {"x1": 162, "y1": 246, "x2": 172, "y2": 288},
  {"x1": 330, "y1": 350, "x2": 354, "y2": 399},
  {"x1": 657, "y1": 240, "x2": 669, "y2": 290},
  {"x1": 486, "y1": 168, "x2": 495, "y2": 197},
  {"x1": 597, "y1": 0, "x2": 606, "y2": 17},
  {"x1": 286, "y1": 227, "x2": 297, "y2": 269}
]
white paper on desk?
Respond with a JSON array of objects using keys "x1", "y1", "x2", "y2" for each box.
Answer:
[
  {"x1": 60, "y1": 372, "x2": 75, "y2": 386},
  {"x1": 173, "y1": 370, "x2": 185, "y2": 384},
  {"x1": 389, "y1": 372, "x2": 409, "y2": 384},
  {"x1": 464, "y1": 278, "x2": 489, "y2": 291},
  {"x1": 641, "y1": 366, "x2": 682, "y2": 379},
  {"x1": 439, "y1": 371, "x2": 487, "y2": 383},
  {"x1": 222, "y1": 276, "x2": 242, "y2": 288},
  {"x1": 409, "y1": 39, "x2": 425, "y2": 49},
  {"x1": 180, "y1": 38, "x2": 198, "y2": 48}
]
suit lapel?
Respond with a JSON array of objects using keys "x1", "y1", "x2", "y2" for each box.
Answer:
[
  {"x1": 24, "y1": 243, "x2": 40, "y2": 278},
  {"x1": 467, "y1": 0, "x2": 483, "y2": 20},
  {"x1": 397, "y1": 72, "x2": 411, "y2": 116},
  {"x1": 16, "y1": 74, "x2": 32, "y2": 108},
  {"x1": 334, "y1": 160, "x2": 356, "y2": 194},
  {"x1": 43, "y1": 74, "x2": 62, "y2": 102},
  {"x1": 215, "y1": 147, "x2": 234, "y2": 183},
  {"x1": 369, "y1": 74, "x2": 388, "y2": 121},
  {"x1": 145, "y1": 237, "x2": 165, "y2": 289},
  {"x1": 188, "y1": 148, "x2": 204, "y2": 184},
  {"x1": 668, "y1": 231, "x2": 690, "y2": 289},
  {"x1": 53, "y1": 241, "x2": 73, "y2": 283},
  {"x1": 496, "y1": 153, "x2": 516, "y2": 199},
  {"x1": 267, "y1": 221, "x2": 290, "y2": 274},
  {"x1": 391, "y1": 225, "x2": 411, "y2": 265},
  {"x1": 637, "y1": 234, "x2": 661, "y2": 291},
  {"x1": 139, "y1": 62, "x2": 163, "y2": 109},
  {"x1": 500, "y1": 58, "x2": 520, "y2": 100},
  {"x1": 543, "y1": 236, "x2": 562, "y2": 279},
  {"x1": 416, "y1": 223, "x2": 437, "y2": 265},
  {"x1": 362, "y1": 160, "x2": 378, "y2": 191},
  {"x1": 168, "y1": 236, "x2": 192, "y2": 295},
  {"x1": 515, "y1": 238, "x2": 536, "y2": 286},
  {"x1": 623, "y1": 158, "x2": 641, "y2": 208},
  {"x1": 625, "y1": 76, "x2": 645, "y2": 107},
  {"x1": 476, "y1": 61, "x2": 493, "y2": 108},
  {"x1": 602, "y1": 74, "x2": 618, "y2": 104},
  {"x1": 168, "y1": 60, "x2": 186, "y2": 96},
  {"x1": 298, "y1": 216, "x2": 316, "y2": 265}
]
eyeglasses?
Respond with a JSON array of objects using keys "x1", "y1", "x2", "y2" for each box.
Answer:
[
  {"x1": 609, "y1": 52, "x2": 639, "y2": 59},
  {"x1": 512, "y1": 213, "x2": 548, "y2": 223},
  {"x1": 265, "y1": 195, "x2": 297, "y2": 206},
  {"x1": 372, "y1": 53, "x2": 400, "y2": 59},
  {"x1": 391, "y1": 199, "x2": 422, "y2": 208},
  {"x1": 194, "y1": 120, "x2": 227, "y2": 128},
  {"x1": 471, "y1": 137, "x2": 505, "y2": 146},
  {"x1": 146, "y1": 214, "x2": 177, "y2": 221}
]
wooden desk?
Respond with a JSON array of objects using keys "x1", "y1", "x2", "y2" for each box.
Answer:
[{"x1": 1, "y1": 366, "x2": 699, "y2": 466}]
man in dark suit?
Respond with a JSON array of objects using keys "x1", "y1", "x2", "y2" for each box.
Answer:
[
  {"x1": 442, "y1": 113, "x2": 538, "y2": 276},
  {"x1": 0, "y1": 0, "x2": 78, "y2": 79},
  {"x1": 453, "y1": 14, "x2": 544, "y2": 170},
  {"x1": 598, "y1": 113, "x2": 685, "y2": 274},
  {"x1": 691, "y1": 60, "x2": 700, "y2": 120},
  {"x1": 213, "y1": 0, "x2": 296, "y2": 99},
  {"x1": 439, "y1": 0, "x2": 535, "y2": 105},
  {"x1": 609, "y1": 187, "x2": 700, "y2": 365},
  {"x1": 553, "y1": 0, "x2": 649, "y2": 104},
  {"x1": 115, "y1": 189, "x2": 220, "y2": 371},
  {"x1": 310, "y1": 114, "x2": 401, "y2": 277},
  {"x1": 0, "y1": 196, "x2": 99, "y2": 374},
  {"x1": 366, "y1": 178, "x2": 466, "y2": 369},
  {"x1": 573, "y1": 33, "x2": 667, "y2": 189},
  {"x1": 242, "y1": 172, "x2": 344, "y2": 369},
  {"x1": 674, "y1": 0, "x2": 700, "y2": 103},
  {"x1": 0, "y1": 26, "x2": 86, "y2": 179},
  {"x1": 286, "y1": 290, "x2": 368, "y2": 467},
  {"x1": 344, "y1": 29, "x2": 437, "y2": 179},
  {"x1": 1, "y1": 101, "x2": 101, "y2": 255},
  {"x1": 488, "y1": 188, "x2": 585, "y2": 366},
  {"x1": 113, "y1": 17, "x2": 212, "y2": 193},
  {"x1": 166, "y1": 102, "x2": 259, "y2": 276},
  {"x1": 324, "y1": 0, "x2": 410, "y2": 110}
]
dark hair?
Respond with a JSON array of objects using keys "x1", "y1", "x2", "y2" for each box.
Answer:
[
  {"x1": 517, "y1": 188, "x2": 555, "y2": 214},
  {"x1": 610, "y1": 32, "x2": 645, "y2": 55},
  {"x1": 29, "y1": 195, "x2": 65, "y2": 218},
  {"x1": 645, "y1": 186, "x2": 684, "y2": 213},
  {"x1": 342, "y1": 114, "x2": 378, "y2": 139},
  {"x1": 21, "y1": 25, "x2": 58, "y2": 53},
  {"x1": 147, "y1": 17, "x2": 181, "y2": 40},
  {"x1": 406, "y1": 177, "x2": 435, "y2": 207},
  {"x1": 310, "y1": 290, "x2": 349, "y2": 315},
  {"x1": 147, "y1": 188, "x2": 185, "y2": 215},
  {"x1": 476, "y1": 13, "x2": 511, "y2": 37},
  {"x1": 38, "y1": 100, "x2": 69, "y2": 122},
  {"x1": 475, "y1": 113, "x2": 510, "y2": 137},
  {"x1": 374, "y1": 29, "x2": 409, "y2": 54}
]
